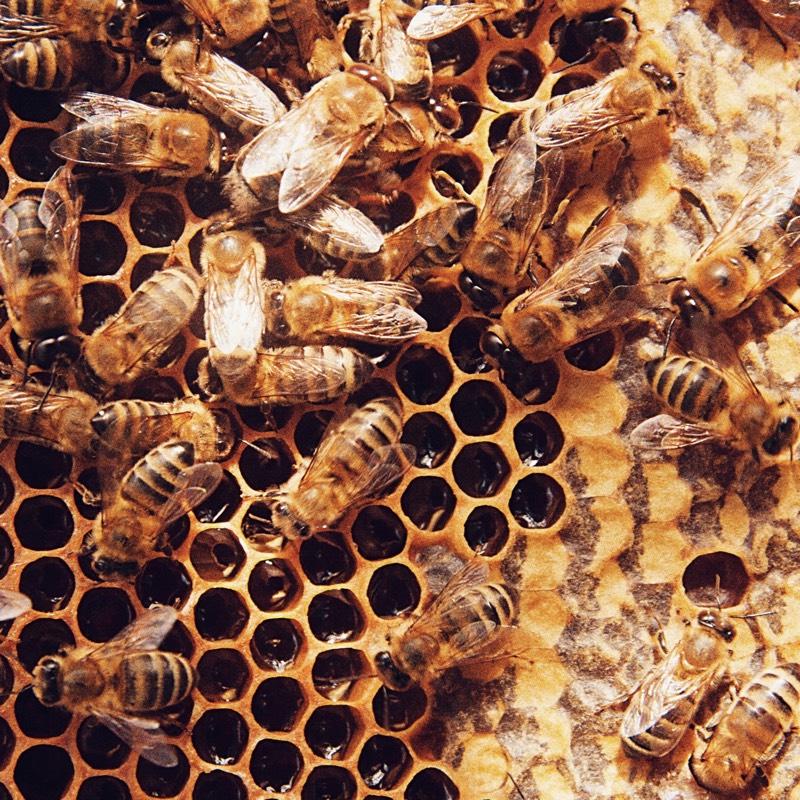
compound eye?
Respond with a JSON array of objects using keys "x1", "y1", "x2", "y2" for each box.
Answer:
[{"x1": 480, "y1": 330, "x2": 508, "y2": 360}]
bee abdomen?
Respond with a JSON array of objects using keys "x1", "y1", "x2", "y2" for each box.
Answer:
[
  {"x1": 119, "y1": 652, "x2": 195, "y2": 711},
  {"x1": 124, "y1": 265, "x2": 203, "y2": 339},
  {"x1": 739, "y1": 663, "x2": 800, "y2": 740},
  {"x1": 0, "y1": 38, "x2": 75, "y2": 90},
  {"x1": 93, "y1": 399, "x2": 172, "y2": 449},
  {"x1": 440, "y1": 583, "x2": 515, "y2": 645},
  {"x1": 623, "y1": 707, "x2": 693, "y2": 758},
  {"x1": 121, "y1": 440, "x2": 194, "y2": 513},
  {"x1": 646, "y1": 356, "x2": 728, "y2": 422}
]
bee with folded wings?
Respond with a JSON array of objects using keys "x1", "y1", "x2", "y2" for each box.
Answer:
[
  {"x1": 32, "y1": 605, "x2": 195, "y2": 768},
  {"x1": 260, "y1": 396, "x2": 415, "y2": 546},
  {"x1": 375, "y1": 559, "x2": 518, "y2": 691}
]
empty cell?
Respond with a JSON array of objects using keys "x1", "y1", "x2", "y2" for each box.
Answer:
[
  {"x1": 352, "y1": 506, "x2": 407, "y2": 560},
  {"x1": 79, "y1": 282, "x2": 125, "y2": 335},
  {"x1": 6, "y1": 84, "x2": 61, "y2": 121},
  {"x1": 683, "y1": 552, "x2": 749, "y2": 607},
  {"x1": 299, "y1": 532, "x2": 355, "y2": 586},
  {"x1": 294, "y1": 410, "x2": 335, "y2": 457},
  {"x1": 185, "y1": 175, "x2": 230, "y2": 219},
  {"x1": 248, "y1": 559, "x2": 299, "y2": 611},
  {"x1": 431, "y1": 151, "x2": 482, "y2": 196},
  {"x1": 494, "y1": 5, "x2": 538, "y2": 37},
  {"x1": 0, "y1": 655, "x2": 14, "y2": 706},
  {"x1": 452, "y1": 443, "x2": 510, "y2": 497},
  {"x1": 250, "y1": 618, "x2": 303, "y2": 672},
  {"x1": 312, "y1": 649, "x2": 368, "y2": 701},
  {"x1": 14, "y1": 744, "x2": 74, "y2": 800},
  {"x1": 509, "y1": 474, "x2": 566, "y2": 529},
  {"x1": 308, "y1": 590, "x2": 364, "y2": 643},
  {"x1": 135, "y1": 557, "x2": 192, "y2": 609},
  {"x1": 0, "y1": 526, "x2": 11, "y2": 574},
  {"x1": 129, "y1": 191, "x2": 186, "y2": 247},
  {"x1": 15, "y1": 443, "x2": 71, "y2": 490},
  {"x1": 194, "y1": 588, "x2": 249, "y2": 641},
  {"x1": 488, "y1": 113, "x2": 517, "y2": 152},
  {"x1": 78, "y1": 220, "x2": 127, "y2": 277},
  {"x1": 250, "y1": 739, "x2": 303, "y2": 793},
  {"x1": 401, "y1": 413, "x2": 455, "y2": 470},
  {"x1": 239, "y1": 437, "x2": 295, "y2": 491},
  {"x1": 77, "y1": 716, "x2": 130, "y2": 769},
  {"x1": 76, "y1": 777, "x2": 130, "y2": 800},
  {"x1": 129, "y1": 375, "x2": 184, "y2": 401},
  {"x1": 14, "y1": 688, "x2": 71, "y2": 738},
  {"x1": 17, "y1": 618, "x2": 75, "y2": 673},
  {"x1": 367, "y1": 564, "x2": 421, "y2": 618},
  {"x1": 191, "y1": 470, "x2": 241, "y2": 524},
  {"x1": 513, "y1": 412, "x2": 564, "y2": 467},
  {"x1": 415, "y1": 283, "x2": 461, "y2": 333},
  {"x1": 372, "y1": 685, "x2": 427, "y2": 732},
  {"x1": 9, "y1": 128, "x2": 61, "y2": 181},
  {"x1": 15, "y1": 496, "x2": 73, "y2": 550},
  {"x1": 76, "y1": 587, "x2": 134, "y2": 642},
  {"x1": 252, "y1": 677, "x2": 305, "y2": 732},
  {"x1": 20, "y1": 557, "x2": 74, "y2": 612},
  {"x1": 77, "y1": 173, "x2": 126, "y2": 215},
  {"x1": 551, "y1": 72, "x2": 595, "y2": 97},
  {"x1": 499, "y1": 355, "x2": 560, "y2": 405},
  {"x1": 358, "y1": 734, "x2": 411, "y2": 789},
  {"x1": 400, "y1": 477, "x2": 456, "y2": 531},
  {"x1": 196, "y1": 649, "x2": 251, "y2": 703},
  {"x1": 463, "y1": 506, "x2": 510, "y2": 556},
  {"x1": 192, "y1": 708, "x2": 248, "y2": 766},
  {"x1": 487, "y1": 49, "x2": 543, "y2": 102},
  {"x1": 135, "y1": 747, "x2": 190, "y2": 798},
  {"x1": 189, "y1": 528, "x2": 246, "y2": 581},
  {"x1": 564, "y1": 330, "x2": 616, "y2": 371},
  {"x1": 428, "y1": 27, "x2": 479, "y2": 75},
  {"x1": 192, "y1": 771, "x2": 247, "y2": 800},
  {"x1": 450, "y1": 381, "x2": 506, "y2": 435},
  {"x1": 449, "y1": 318, "x2": 493, "y2": 374},
  {"x1": 433, "y1": 85, "x2": 483, "y2": 139},
  {"x1": 405, "y1": 767, "x2": 460, "y2": 800},
  {"x1": 305, "y1": 705, "x2": 358, "y2": 759}
]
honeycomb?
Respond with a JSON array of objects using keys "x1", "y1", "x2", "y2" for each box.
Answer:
[{"x1": 1, "y1": 0, "x2": 800, "y2": 798}]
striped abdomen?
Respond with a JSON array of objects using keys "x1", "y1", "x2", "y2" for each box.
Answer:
[
  {"x1": 117, "y1": 652, "x2": 195, "y2": 711},
  {"x1": 645, "y1": 356, "x2": 728, "y2": 423},
  {"x1": 439, "y1": 584, "x2": 516, "y2": 648},
  {"x1": 120, "y1": 440, "x2": 195, "y2": 516},
  {"x1": 0, "y1": 38, "x2": 77, "y2": 89},
  {"x1": 409, "y1": 202, "x2": 477, "y2": 271}
]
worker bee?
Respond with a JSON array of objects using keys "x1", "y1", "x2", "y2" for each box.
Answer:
[
  {"x1": 743, "y1": 0, "x2": 800, "y2": 42},
  {"x1": 224, "y1": 64, "x2": 393, "y2": 215},
  {"x1": 690, "y1": 662, "x2": 800, "y2": 793},
  {"x1": 484, "y1": 213, "x2": 647, "y2": 363},
  {"x1": 406, "y1": 0, "x2": 526, "y2": 40},
  {"x1": 620, "y1": 609, "x2": 735, "y2": 758},
  {"x1": 78, "y1": 258, "x2": 204, "y2": 398},
  {"x1": 52, "y1": 92, "x2": 221, "y2": 177},
  {"x1": 175, "y1": 0, "x2": 271, "y2": 48},
  {"x1": 459, "y1": 134, "x2": 564, "y2": 310},
  {"x1": 145, "y1": 18, "x2": 286, "y2": 140},
  {"x1": 89, "y1": 439, "x2": 223, "y2": 577},
  {"x1": 629, "y1": 326, "x2": 799, "y2": 461},
  {"x1": 260, "y1": 396, "x2": 414, "y2": 544},
  {"x1": 509, "y1": 62, "x2": 677, "y2": 150},
  {"x1": 32, "y1": 605, "x2": 196, "y2": 767},
  {"x1": 669, "y1": 158, "x2": 800, "y2": 326},
  {"x1": 91, "y1": 397, "x2": 236, "y2": 462},
  {"x1": 262, "y1": 275, "x2": 426, "y2": 346},
  {"x1": 375, "y1": 559, "x2": 517, "y2": 690},
  {"x1": 0, "y1": 166, "x2": 82, "y2": 371},
  {"x1": 0, "y1": 378, "x2": 99, "y2": 459},
  {"x1": 0, "y1": 588, "x2": 32, "y2": 622}
]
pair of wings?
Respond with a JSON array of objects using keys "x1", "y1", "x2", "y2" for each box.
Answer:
[{"x1": 407, "y1": 1, "x2": 511, "y2": 40}]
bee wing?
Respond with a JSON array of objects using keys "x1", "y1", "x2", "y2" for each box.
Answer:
[
  {"x1": 0, "y1": 13, "x2": 60, "y2": 44},
  {"x1": 38, "y1": 165, "x2": 82, "y2": 274},
  {"x1": 156, "y1": 462, "x2": 224, "y2": 529},
  {"x1": 0, "y1": 588, "x2": 31, "y2": 621},
  {"x1": 61, "y1": 92, "x2": 160, "y2": 122},
  {"x1": 324, "y1": 304, "x2": 427, "y2": 343},
  {"x1": 238, "y1": 105, "x2": 309, "y2": 187},
  {"x1": 177, "y1": 0, "x2": 226, "y2": 34},
  {"x1": 90, "y1": 711, "x2": 180, "y2": 768},
  {"x1": 345, "y1": 443, "x2": 416, "y2": 502},
  {"x1": 92, "y1": 606, "x2": 179, "y2": 656},
  {"x1": 629, "y1": 414, "x2": 720, "y2": 450},
  {"x1": 178, "y1": 51, "x2": 286, "y2": 128},
  {"x1": 407, "y1": 3, "x2": 497, "y2": 39},
  {"x1": 284, "y1": 0, "x2": 337, "y2": 65}
]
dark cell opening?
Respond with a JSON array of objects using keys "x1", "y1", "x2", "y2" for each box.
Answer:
[
  {"x1": 449, "y1": 317, "x2": 493, "y2": 374},
  {"x1": 20, "y1": 557, "x2": 74, "y2": 612},
  {"x1": 76, "y1": 776, "x2": 131, "y2": 800},
  {"x1": 17, "y1": 618, "x2": 75, "y2": 673},
  {"x1": 0, "y1": 654, "x2": 14, "y2": 707},
  {"x1": 129, "y1": 374, "x2": 184, "y2": 401},
  {"x1": 312, "y1": 649, "x2": 368, "y2": 701},
  {"x1": 308, "y1": 590, "x2": 364, "y2": 643},
  {"x1": 158, "y1": 620, "x2": 195, "y2": 661},
  {"x1": 185, "y1": 175, "x2": 229, "y2": 219},
  {"x1": 299, "y1": 532, "x2": 355, "y2": 586},
  {"x1": 358, "y1": 191, "x2": 415, "y2": 235},
  {"x1": 135, "y1": 748, "x2": 190, "y2": 798},
  {"x1": 498, "y1": 354, "x2": 559, "y2": 405},
  {"x1": 0, "y1": 717, "x2": 12, "y2": 770},
  {"x1": 192, "y1": 709, "x2": 249, "y2": 766},
  {"x1": 487, "y1": 49, "x2": 542, "y2": 102},
  {"x1": 400, "y1": 476, "x2": 456, "y2": 531},
  {"x1": 430, "y1": 152, "x2": 481, "y2": 196},
  {"x1": 551, "y1": 72, "x2": 595, "y2": 97},
  {"x1": 402, "y1": 413, "x2": 454, "y2": 470},
  {"x1": 76, "y1": 586, "x2": 134, "y2": 642},
  {"x1": 136, "y1": 557, "x2": 192, "y2": 609},
  {"x1": 15, "y1": 443, "x2": 71, "y2": 490},
  {"x1": 196, "y1": 648, "x2": 251, "y2": 703},
  {"x1": 239, "y1": 436, "x2": 295, "y2": 491},
  {"x1": 367, "y1": 564, "x2": 421, "y2": 618},
  {"x1": 682, "y1": 552, "x2": 749, "y2": 607},
  {"x1": 250, "y1": 739, "x2": 303, "y2": 793},
  {"x1": 513, "y1": 412, "x2": 564, "y2": 467},
  {"x1": 76, "y1": 173, "x2": 126, "y2": 215},
  {"x1": 488, "y1": 113, "x2": 518, "y2": 152},
  {"x1": 372, "y1": 684, "x2": 427, "y2": 731},
  {"x1": 493, "y1": 4, "x2": 539, "y2": 37},
  {"x1": 432, "y1": 84, "x2": 483, "y2": 139},
  {"x1": 428, "y1": 26, "x2": 479, "y2": 75},
  {"x1": 130, "y1": 252, "x2": 169, "y2": 290},
  {"x1": 13, "y1": 744, "x2": 74, "y2": 800},
  {"x1": 301, "y1": 766, "x2": 357, "y2": 800},
  {"x1": 248, "y1": 559, "x2": 299, "y2": 611},
  {"x1": 450, "y1": 381, "x2": 506, "y2": 435},
  {"x1": 452, "y1": 443, "x2": 510, "y2": 497},
  {"x1": 14, "y1": 688, "x2": 72, "y2": 739},
  {"x1": 0, "y1": 470, "x2": 13, "y2": 515},
  {"x1": 77, "y1": 716, "x2": 130, "y2": 769},
  {"x1": 509, "y1": 474, "x2": 566, "y2": 529},
  {"x1": 396, "y1": 345, "x2": 454, "y2": 405},
  {"x1": 358, "y1": 735, "x2": 411, "y2": 790},
  {"x1": 251, "y1": 676, "x2": 305, "y2": 732},
  {"x1": 405, "y1": 767, "x2": 460, "y2": 800},
  {"x1": 250, "y1": 618, "x2": 302, "y2": 672},
  {"x1": 294, "y1": 410, "x2": 335, "y2": 457},
  {"x1": 79, "y1": 220, "x2": 127, "y2": 277},
  {"x1": 237, "y1": 403, "x2": 292, "y2": 433},
  {"x1": 464, "y1": 506, "x2": 509, "y2": 556},
  {"x1": 192, "y1": 770, "x2": 247, "y2": 800},
  {"x1": 9, "y1": 128, "x2": 61, "y2": 182},
  {"x1": 304, "y1": 705, "x2": 358, "y2": 760},
  {"x1": 415, "y1": 283, "x2": 462, "y2": 333},
  {"x1": 194, "y1": 588, "x2": 249, "y2": 641},
  {"x1": 191, "y1": 470, "x2": 241, "y2": 524},
  {"x1": 189, "y1": 528, "x2": 246, "y2": 581},
  {"x1": 564, "y1": 330, "x2": 616, "y2": 371},
  {"x1": 7, "y1": 85, "x2": 62, "y2": 122},
  {"x1": 79, "y1": 282, "x2": 126, "y2": 335},
  {"x1": 14, "y1": 496, "x2": 73, "y2": 550},
  {"x1": 130, "y1": 191, "x2": 186, "y2": 247},
  {"x1": 352, "y1": 505, "x2": 408, "y2": 560}
]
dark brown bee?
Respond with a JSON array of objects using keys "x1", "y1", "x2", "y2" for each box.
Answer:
[{"x1": 176, "y1": 0, "x2": 271, "y2": 48}]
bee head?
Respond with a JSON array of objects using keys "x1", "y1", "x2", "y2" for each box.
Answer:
[
  {"x1": 29, "y1": 334, "x2": 81, "y2": 371},
  {"x1": 669, "y1": 283, "x2": 707, "y2": 326},
  {"x1": 374, "y1": 651, "x2": 412, "y2": 691},
  {"x1": 92, "y1": 554, "x2": 139, "y2": 580},
  {"x1": 458, "y1": 270, "x2": 501, "y2": 312},
  {"x1": 32, "y1": 656, "x2": 62, "y2": 706},
  {"x1": 697, "y1": 609, "x2": 735, "y2": 642},
  {"x1": 762, "y1": 406, "x2": 799, "y2": 457}
]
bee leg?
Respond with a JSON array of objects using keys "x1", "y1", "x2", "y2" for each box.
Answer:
[
  {"x1": 70, "y1": 479, "x2": 102, "y2": 507},
  {"x1": 767, "y1": 286, "x2": 799, "y2": 313}
]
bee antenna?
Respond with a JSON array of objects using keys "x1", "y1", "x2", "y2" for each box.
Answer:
[
  {"x1": 241, "y1": 438, "x2": 282, "y2": 462},
  {"x1": 729, "y1": 611, "x2": 776, "y2": 621},
  {"x1": 662, "y1": 313, "x2": 679, "y2": 357},
  {"x1": 509, "y1": 773, "x2": 526, "y2": 800}
]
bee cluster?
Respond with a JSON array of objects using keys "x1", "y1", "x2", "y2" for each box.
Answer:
[{"x1": 0, "y1": 0, "x2": 798, "y2": 798}]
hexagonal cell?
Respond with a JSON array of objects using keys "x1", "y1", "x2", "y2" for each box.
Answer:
[
  {"x1": 299, "y1": 532, "x2": 356, "y2": 586},
  {"x1": 513, "y1": 412, "x2": 564, "y2": 467},
  {"x1": 252, "y1": 676, "x2": 305, "y2": 732},
  {"x1": 77, "y1": 172, "x2": 126, "y2": 215},
  {"x1": 494, "y1": 5, "x2": 538, "y2": 37},
  {"x1": 312, "y1": 648, "x2": 368, "y2": 701},
  {"x1": 463, "y1": 506, "x2": 510, "y2": 556},
  {"x1": 136, "y1": 557, "x2": 192, "y2": 609},
  {"x1": 405, "y1": 767, "x2": 460, "y2": 800},
  {"x1": 185, "y1": 175, "x2": 230, "y2": 219},
  {"x1": 14, "y1": 443, "x2": 71, "y2": 490},
  {"x1": 304, "y1": 705, "x2": 358, "y2": 759},
  {"x1": 509, "y1": 474, "x2": 567, "y2": 529},
  {"x1": 77, "y1": 587, "x2": 134, "y2": 642},
  {"x1": 431, "y1": 150, "x2": 482, "y2": 197},
  {"x1": 682, "y1": 552, "x2": 749, "y2": 607},
  {"x1": 17, "y1": 618, "x2": 75, "y2": 673},
  {"x1": 250, "y1": 618, "x2": 303, "y2": 672},
  {"x1": 452, "y1": 443, "x2": 510, "y2": 497},
  {"x1": 0, "y1": 716, "x2": 13, "y2": 770},
  {"x1": 241, "y1": 501, "x2": 281, "y2": 551},
  {"x1": 400, "y1": 476, "x2": 456, "y2": 531},
  {"x1": 192, "y1": 708, "x2": 249, "y2": 766},
  {"x1": 250, "y1": 739, "x2": 303, "y2": 793},
  {"x1": 78, "y1": 220, "x2": 127, "y2": 277},
  {"x1": 427, "y1": 26, "x2": 479, "y2": 75},
  {"x1": 192, "y1": 470, "x2": 241, "y2": 524},
  {"x1": 135, "y1": 748, "x2": 190, "y2": 798},
  {"x1": 487, "y1": 48, "x2": 543, "y2": 102},
  {"x1": 13, "y1": 744, "x2": 74, "y2": 800},
  {"x1": 367, "y1": 564, "x2": 421, "y2": 618},
  {"x1": 415, "y1": 282, "x2": 462, "y2": 333},
  {"x1": 20, "y1": 557, "x2": 74, "y2": 612},
  {"x1": 193, "y1": 588, "x2": 249, "y2": 641},
  {"x1": 396, "y1": 346, "x2": 454, "y2": 405},
  {"x1": 308, "y1": 589, "x2": 364, "y2": 643},
  {"x1": 6, "y1": 85, "x2": 61, "y2": 121},
  {"x1": 0, "y1": 470, "x2": 13, "y2": 515},
  {"x1": 14, "y1": 496, "x2": 73, "y2": 550},
  {"x1": 294, "y1": 409, "x2": 335, "y2": 456},
  {"x1": 9, "y1": 128, "x2": 61, "y2": 181},
  {"x1": 79, "y1": 281, "x2": 125, "y2": 334},
  {"x1": 189, "y1": 528, "x2": 246, "y2": 581},
  {"x1": 401, "y1": 413, "x2": 455, "y2": 469},
  {"x1": 358, "y1": 734, "x2": 411, "y2": 790},
  {"x1": 192, "y1": 770, "x2": 247, "y2": 800},
  {"x1": 352, "y1": 506, "x2": 407, "y2": 561},
  {"x1": 14, "y1": 688, "x2": 71, "y2": 739},
  {"x1": 76, "y1": 776, "x2": 131, "y2": 800},
  {"x1": 450, "y1": 381, "x2": 507, "y2": 436},
  {"x1": 196, "y1": 648, "x2": 251, "y2": 703},
  {"x1": 551, "y1": 71, "x2": 596, "y2": 97},
  {"x1": 448, "y1": 317, "x2": 493, "y2": 374},
  {"x1": 0, "y1": 654, "x2": 15, "y2": 707},
  {"x1": 77, "y1": 716, "x2": 130, "y2": 769},
  {"x1": 129, "y1": 191, "x2": 186, "y2": 247},
  {"x1": 301, "y1": 766, "x2": 357, "y2": 800},
  {"x1": 238, "y1": 436, "x2": 295, "y2": 491},
  {"x1": 372, "y1": 684, "x2": 427, "y2": 732},
  {"x1": 498, "y1": 354, "x2": 560, "y2": 405},
  {"x1": 248, "y1": 559, "x2": 300, "y2": 611}
]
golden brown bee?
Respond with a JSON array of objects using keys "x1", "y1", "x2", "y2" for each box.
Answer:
[
  {"x1": 406, "y1": 0, "x2": 525, "y2": 40},
  {"x1": 145, "y1": 18, "x2": 286, "y2": 140},
  {"x1": 486, "y1": 214, "x2": 646, "y2": 363},
  {"x1": 224, "y1": 64, "x2": 393, "y2": 215},
  {"x1": 52, "y1": 92, "x2": 221, "y2": 177},
  {"x1": 262, "y1": 396, "x2": 414, "y2": 543},
  {"x1": 89, "y1": 439, "x2": 223, "y2": 577},
  {"x1": 689, "y1": 662, "x2": 800, "y2": 793},
  {"x1": 0, "y1": 588, "x2": 32, "y2": 622},
  {"x1": 0, "y1": 378, "x2": 99, "y2": 458},
  {"x1": 176, "y1": 0, "x2": 271, "y2": 48},
  {"x1": 78, "y1": 258, "x2": 204, "y2": 398},
  {"x1": 0, "y1": 166, "x2": 83, "y2": 371},
  {"x1": 670, "y1": 158, "x2": 800, "y2": 325},
  {"x1": 743, "y1": 0, "x2": 800, "y2": 41},
  {"x1": 91, "y1": 397, "x2": 236, "y2": 462},
  {"x1": 630, "y1": 329, "x2": 799, "y2": 461},
  {"x1": 32, "y1": 605, "x2": 196, "y2": 767},
  {"x1": 459, "y1": 134, "x2": 564, "y2": 310},
  {"x1": 620, "y1": 609, "x2": 735, "y2": 758},
  {"x1": 509, "y1": 62, "x2": 676, "y2": 150},
  {"x1": 262, "y1": 274, "x2": 426, "y2": 346},
  {"x1": 375, "y1": 559, "x2": 517, "y2": 690}
]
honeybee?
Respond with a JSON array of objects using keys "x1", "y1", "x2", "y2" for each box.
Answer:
[
  {"x1": 78, "y1": 258, "x2": 204, "y2": 398},
  {"x1": 509, "y1": 62, "x2": 676, "y2": 150},
  {"x1": 0, "y1": 378, "x2": 99, "y2": 458},
  {"x1": 620, "y1": 609, "x2": 734, "y2": 758},
  {"x1": 669, "y1": 158, "x2": 800, "y2": 326},
  {"x1": 689, "y1": 662, "x2": 800, "y2": 793},
  {"x1": 629, "y1": 327, "x2": 799, "y2": 461},
  {"x1": 0, "y1": 588, "x2": 32, "y2": 621},
  {"x1": 89, "y1": 439, "x2": 223, "y2": 577},
  {"x1": 176, "y1": 0, "x2": 271, "y2": 48},
  {"x1": 91, "y1": 397, "x2": 236, "y2": 462},
  {"x1": 406, "y1": 0, "x2": 525, "y2": 40},
  {"x1": 52, "y1": 92, "x2": 221, "y2": 177},
  {"x1": 375, "y1": 559, "x2": 517, "y2": 690},
  {"x1": 262, "y1": 397, "x2": 414, "y2": 543},
  {"x1": 262, "y1": 274, "x2": 426, "y2": 346},
  {"x1": 224, "y1": 64, "x2": 393, "y2": 215},
  {"x1": 0, "y1": 166, "x2": 83, "y2": 371},
  {"x1": 32, "y1": 605, "x2": 195, "y2": 767},
  {"x1": 744, "y1": 0, "x2": 800, "y2": 42},
  {"x1": 485, "y1": 213, "x2": 646, "y2": 363},
  {"x1": 145, "y1": 18, "x2": 286, "y2": 140},
  {"x1": 459, "y1": 134, "x2": 564, "y2": 310}
]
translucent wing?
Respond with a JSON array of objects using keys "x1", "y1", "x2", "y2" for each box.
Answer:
[
  {"x1": 0, "y1": 13, "x2": 60, "y2": 45},
  {"x1": 0, "y1": 588, "x2": 32, "y2": 621},
  {"x1": 378, "y1": 3, "x2": 431, "y2": 93},
  {"x1": 317, "y1": 304, "x2": 426, "y2": 343},
  {"x1": 39, "y1": 165, "x2": 82, "y2": 279},
  {"x1": 316, "y1": 278, "x2": 422, "y2": 308},
  {"x1": 89, "y1": 606, "x2": 179, "y2": 659},
  {"x1": 90, "y1": 710, "x2": 180, "y2": 768},
  {"x1": 407, "y1": 3, "x2": 497, "y2": 39},
  {"x1": 60, "y1": 91, "x2": 162, "y2": 121},
  {"x1": 629, "y1": 415, "x2": 720, "y2": 450},
  {"x1": 177, "y1": 0, "x2": 226, "y2": 34},
  {"x1": 156, "y1": 462, "x2": 224, "y2": 528}
]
